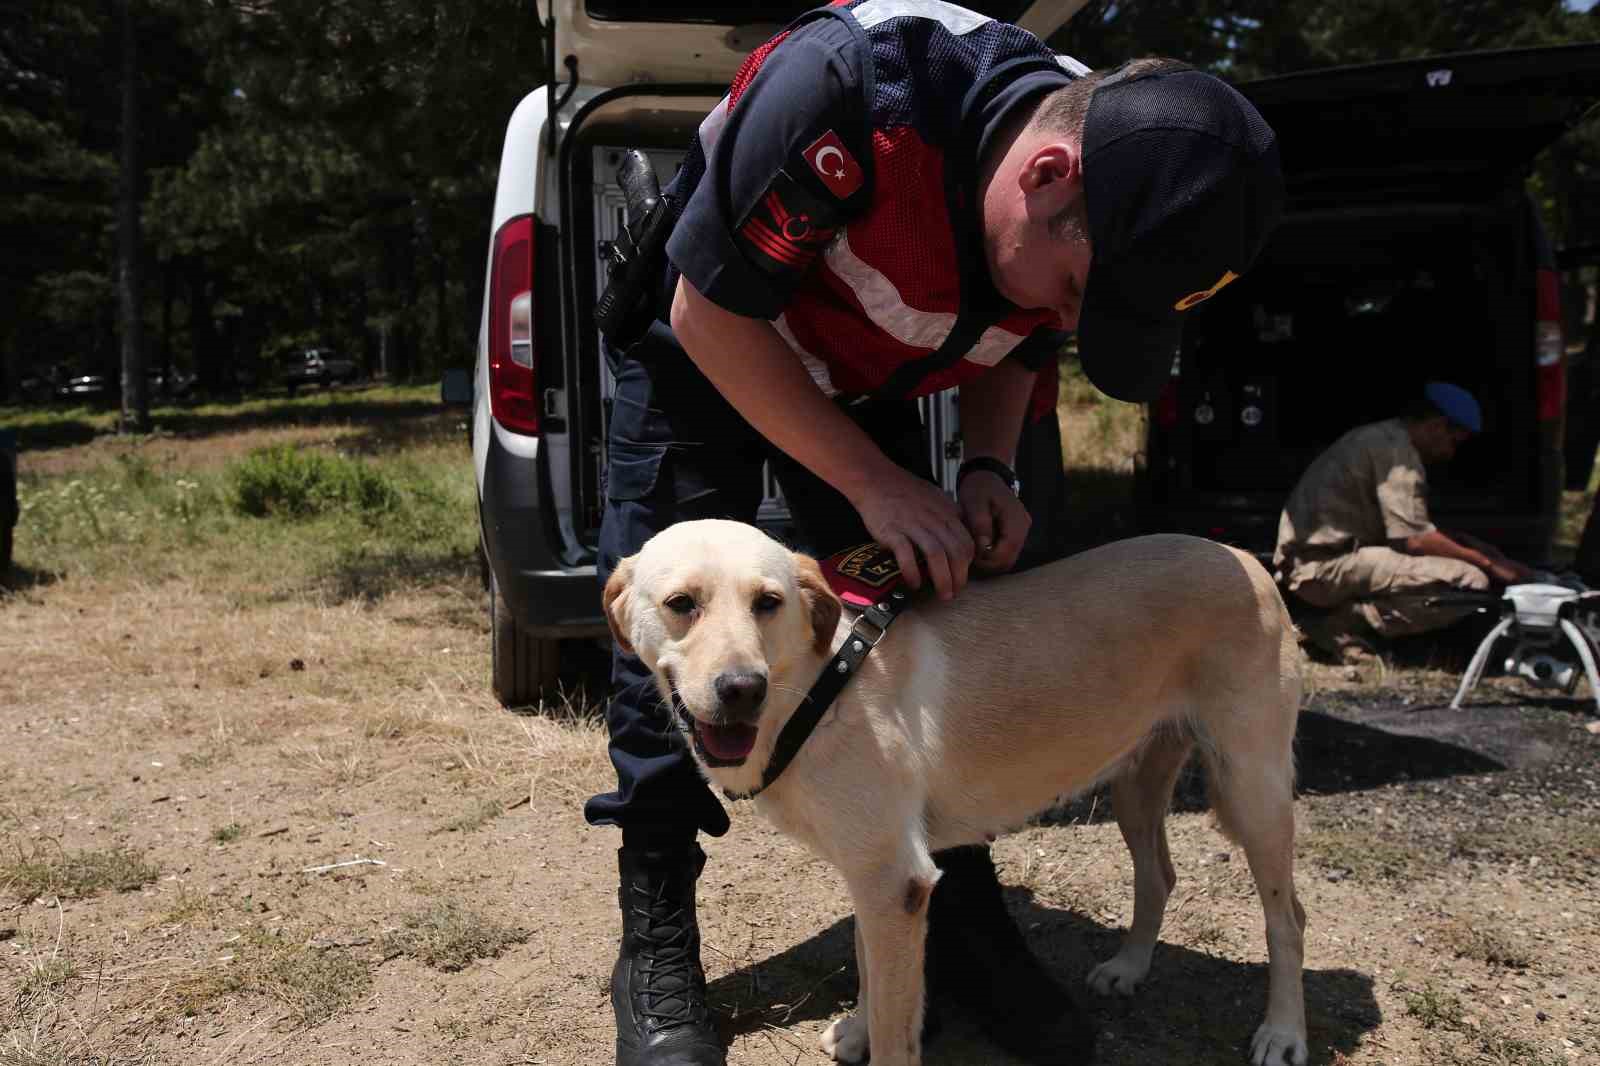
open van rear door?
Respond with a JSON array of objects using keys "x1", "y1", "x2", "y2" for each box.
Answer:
[
  {"x1": 549, "y1": 1, "x2": 1089, "y2": 87},
  {"x1": 1239, "y1": 42, "x2": 1600, "y2": 204}
]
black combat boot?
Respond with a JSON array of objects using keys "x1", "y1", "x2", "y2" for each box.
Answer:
[
  {"x1": 927, "y1": 845, "x2": 1097, "y2": 1064},
  {"x1": 612, "y1": 843, "x2": 726, "y2": 1066}
]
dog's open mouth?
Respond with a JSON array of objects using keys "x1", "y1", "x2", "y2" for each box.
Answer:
[
  {"x1": 693, "y1": 720, "x2": 759, "y2": 763},
  {"x1": 665, "y1": 669, "x2": 759, "y2": 767}
]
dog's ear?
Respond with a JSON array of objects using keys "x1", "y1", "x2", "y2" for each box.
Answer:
[
  {"x1": 602, "y1": 555, "x2": 637, "y2": 657},
  {"x1": 791, "y1": 552, "x2": 842, "y2": 655}
]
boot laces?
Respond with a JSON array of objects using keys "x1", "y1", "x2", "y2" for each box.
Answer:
[{"x1": 631, "y1": 880, "x2": 707, "y2": 1026}]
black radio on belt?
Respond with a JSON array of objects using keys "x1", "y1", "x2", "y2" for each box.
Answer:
[{"x1": 595, "y1": 149, "x2": 678, "y2": 347}]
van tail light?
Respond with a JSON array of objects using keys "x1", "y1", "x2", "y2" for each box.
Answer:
[
  {"x1": 1535, "y1": 267, "x2": 1564, "y2": 423},
  {"x1": 1153, "y1": 379, "x2": 1179, "y2": 430},
  {"x1": 488, "y1": 214, "x2": 539, "y2": 435}
]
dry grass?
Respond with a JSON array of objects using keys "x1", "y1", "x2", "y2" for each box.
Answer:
[
  {"x1": 523, "y1": 697, "x2": 612, "y2": 807},
  {"x1": 168, "y1": 925, "x2": 372, "y2": 1025},
  {"x1": 1, "y1": 847, "x2": 159, "y2": 904},
  {"x1": 1404, "y1": 981, "x2": 1466, "y2": 1030},
  {"x1": 379, "y1": 902, "x2": 528, "y2": 972},
  {"x1": 1435, "y1": 920, "x2": 1534, "y2": 970},
  {"x1": 430, "y1": 798, "x2": 505, "y2": 835},
  {"x1": 1297, "y1": 821, "x2": 1422, "y2": 883}
]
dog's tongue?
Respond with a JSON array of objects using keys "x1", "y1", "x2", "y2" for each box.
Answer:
[{"x1": 697, "y1": 721, "x2": 758, "y2": 762}]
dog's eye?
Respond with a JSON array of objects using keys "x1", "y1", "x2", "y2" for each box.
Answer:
[
  {"x1": 754, "y1": 592, "x2": 783, "y2": 614},
  {"x1": 664, "y1": 594, "x2": 696, "y2": 616}
]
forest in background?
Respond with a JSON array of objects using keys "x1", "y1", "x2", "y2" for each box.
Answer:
[{"x1": 2, "y1": 0, "x2": 1596, "y2": 422}]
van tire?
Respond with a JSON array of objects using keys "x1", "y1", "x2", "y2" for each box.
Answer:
[{"x1": 490, "y1": 570, "x2": 560, "y2": 709}]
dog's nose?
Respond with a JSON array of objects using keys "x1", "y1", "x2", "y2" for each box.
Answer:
[{"x1": 713, "y1": 671, "x2": 767, "y2": 717}]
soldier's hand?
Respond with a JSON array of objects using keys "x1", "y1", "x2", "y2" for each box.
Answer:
[
  {"x1": 852, "y1": 468, "x2": 973, "y2": 600},
  {"x1": 959, "y1": 472, "x2": 1030, "y2": 574},
  {"x1": 1488, "y1": 559, "x2": 1535, "y2": 586}
]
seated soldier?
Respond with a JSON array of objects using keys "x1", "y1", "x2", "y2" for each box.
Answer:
[{"x1": 1274, "y1": 381, "x2": 1537, "y2": 662}]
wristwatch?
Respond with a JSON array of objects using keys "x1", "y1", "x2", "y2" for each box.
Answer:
[{"x1": 956, "y1": 456, "x2": 1020, "y2": 496}]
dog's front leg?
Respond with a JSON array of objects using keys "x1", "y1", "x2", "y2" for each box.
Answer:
[
  {"x1": 839, "y1": 860, "x2": 938, "y2": 1066},
  {"x1": 821, "y1": 919, "x2": 871, "y2": 1063}
]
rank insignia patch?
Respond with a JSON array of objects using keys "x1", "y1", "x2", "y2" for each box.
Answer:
[{"x1": 736, "y1": 171, "x2": 840, "y2": 276}]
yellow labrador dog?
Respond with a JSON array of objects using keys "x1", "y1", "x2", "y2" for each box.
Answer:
[{"x1": 604, "y1": 519, "x2": 1307, "y2": 1066}]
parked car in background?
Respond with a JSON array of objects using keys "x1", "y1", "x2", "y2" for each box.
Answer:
[
  {"x1": 51, "y1": 367, "x2": 194, "y2": 405},
  {"x1": 282, "y1": 348, "x2": 358, "y2": 394},
  {"x1": 469, "y1": 0, "x2": 1079, "y2": 705},
  {"x1": 1142, "y1": 43, "x2": 1600, "y2": 563}
]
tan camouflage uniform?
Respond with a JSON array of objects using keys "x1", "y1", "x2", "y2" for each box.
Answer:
[{"x1": 1274, "y1": 419, "x2": 1489, "y2": 656}]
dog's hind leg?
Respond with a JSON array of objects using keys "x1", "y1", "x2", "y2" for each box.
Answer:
[
  {"x1": 1087, "y1": 729, "x2": 1193, "y2": 997},
  {"x1": 1205, "y1": 724, "x2": 1308, "y2": 1066}
]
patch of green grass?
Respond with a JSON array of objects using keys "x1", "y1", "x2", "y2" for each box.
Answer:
[
  {"x1": 16, "y1": 465, "x2": 229, "y2": 568},
  {"x1": 210, "y1": 823, "x2": 244, "y2": 845},
  {"x1": 176, "y1": 926, "x2": 371, "y2": 1025},
  {"x1": 380, "y1": 902, "x2": 527, "y2": 972},
  {"x1": 1403, "y1": 982, "x2": 1465, "y2": 1031},
  {"x1": 230, "y1": 444, "x2": 401, "y2": 520},
  {"x1": 11, "y1": 384, "x2": 476, "y2": 591},
  {"x1": 2, "y1": 845, "x2": 159, "y2": 903},
  {"x1": 430, "y1": 798, "x2": 504, "y2": 836}
]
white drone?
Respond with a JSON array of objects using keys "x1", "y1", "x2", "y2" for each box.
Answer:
[{"x1": 1451, "y1": 580, "x2": 1600, "y2": 714}]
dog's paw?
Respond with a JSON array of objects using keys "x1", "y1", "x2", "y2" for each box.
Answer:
[
  {"x1": 1249, "y1": 1022, "x2": 1308, "y2": 1066},
  {"x1": 1086, "y1": 953, "x2": 1149, "y2": 997},
  {"x1": 821, "y1": 1011, "x2": 869, "y2": 1064}
]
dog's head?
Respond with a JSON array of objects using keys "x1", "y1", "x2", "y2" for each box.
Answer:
[{"x1": 604, "y1": 520, "x2": 842, "y2": 774}]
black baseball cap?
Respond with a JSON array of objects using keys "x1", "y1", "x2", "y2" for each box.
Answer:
[{"x1": 1078, "y1": 63, "x2": 1284, "y2": 402}]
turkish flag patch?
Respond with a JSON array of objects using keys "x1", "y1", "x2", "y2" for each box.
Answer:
[{"x1": 802, "y1": 130, "x2": 864, "y2": 199}]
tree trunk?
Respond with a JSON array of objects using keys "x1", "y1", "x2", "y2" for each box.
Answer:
[
  {"x1": 117, "y1": 0, "x2": 148, "y2": 432},
  {"x1": 435, "y1": 247, "x2": 449, "y2": 369},
  {"x1": 161, "y1": 257, "x2": 175, "y2": 390},
  {"x1": 188, "y1": 262, "x2": 221, "y2": 394}
]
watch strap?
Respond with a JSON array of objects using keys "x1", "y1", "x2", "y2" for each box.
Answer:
[{"x1": 957, "y1": 456, "x2": 1019, "y2": 495}]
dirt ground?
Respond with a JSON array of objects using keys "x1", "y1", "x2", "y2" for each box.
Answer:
[{"x1": 2, "y1": 558, "x2": 1596, "y2": 1066}]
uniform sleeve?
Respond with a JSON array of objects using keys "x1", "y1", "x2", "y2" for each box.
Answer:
[
  {"x1": 667, "y1": 21, "x2": 872, "y2": 320},
  {"x1": 1376, "y1": 445, "x2": 1436, "y2": 541}
]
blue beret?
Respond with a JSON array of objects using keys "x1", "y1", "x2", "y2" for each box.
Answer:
[{"x1": 1424, "y1": 381, "x2": 1482, "y2": 434}]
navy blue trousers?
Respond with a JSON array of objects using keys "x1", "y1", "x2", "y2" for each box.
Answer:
[{"x1": 584, "y1": 324, "x2": 1066, "y2": 845}]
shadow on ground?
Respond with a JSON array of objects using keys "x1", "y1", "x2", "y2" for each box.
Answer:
[
  {"x1": 1293, "y1": 709, "x2": 1505, "y2": 793},
  {"x1": 0, "y1": 562, "x2": 60, "y2": 596},
  {"x1": 1036, "y1": 706, "x2": 1509, "y2": 827},
  {"x1": 11, "y1": 389, "x2": 462, "y2": 457},
  {"x1": 709, "y1": 894, "x2": 1377, "y2": 1065}
]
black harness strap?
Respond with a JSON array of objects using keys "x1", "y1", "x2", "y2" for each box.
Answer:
[{"x1": 722, "y1": 589, "x2": 912, "y2": 801}]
